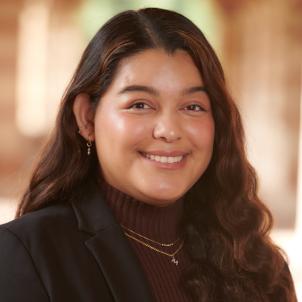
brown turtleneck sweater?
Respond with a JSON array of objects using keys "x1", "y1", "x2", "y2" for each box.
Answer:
[{"x1": 100, "y1": 181, "x2": 192, "y2": 302}]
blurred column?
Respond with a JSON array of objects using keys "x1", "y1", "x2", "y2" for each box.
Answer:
[
  {"x1": 297, "y1": 65, "x2": 302, "y2": 236},
  {"x1": 292, "y1": 0, "x2": 302, "y2": 238},
  {"x1": 16, "y1": 0, "x2": 51, "y2": 137},
  {"x1": 16, "y1": 0, "x2": 84, "y2": 137}
]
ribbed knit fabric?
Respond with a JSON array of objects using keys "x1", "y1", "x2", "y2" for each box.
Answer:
[{"x1": 100, "y1": 181, "x2": 192, "y2": 302}]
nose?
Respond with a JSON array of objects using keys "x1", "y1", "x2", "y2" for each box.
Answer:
[{"x1": 152, "y1": 113, "x2": 181, "y2": 143}]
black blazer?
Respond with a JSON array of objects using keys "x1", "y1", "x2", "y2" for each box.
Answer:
[{"x1": 0, "y1": 184, "x2": 155, "y2": 302}]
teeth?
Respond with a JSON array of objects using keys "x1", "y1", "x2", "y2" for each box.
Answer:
[{"x1": 144, "y1": 153, "x2": 183, "y2": 163}]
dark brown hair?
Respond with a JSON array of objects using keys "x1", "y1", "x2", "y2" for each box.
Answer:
[{"x1": 17, "y1": 8, "x2": 296, "y2": 302}]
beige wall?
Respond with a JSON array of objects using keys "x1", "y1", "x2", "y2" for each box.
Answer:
[
  {"x1": 216, "y1": 0, "x2": 302, "y2": 229},
  {"x1": 0, "y1": 0, "x2": 84, "y2": 199}
]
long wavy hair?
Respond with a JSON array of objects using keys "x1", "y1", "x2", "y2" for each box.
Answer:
[{"x1": 16, "y1": 7, "x2": 296, "y2": 302}]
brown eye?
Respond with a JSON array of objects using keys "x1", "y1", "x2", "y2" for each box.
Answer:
[
  {"x1": 185, "y1": 104, "x2": 205, "y2": 112},
  {"x1": 129, "y1": 102, "x2": 152, "y2": 110}
]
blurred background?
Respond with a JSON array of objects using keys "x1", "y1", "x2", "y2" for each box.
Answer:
[{"x1": 0, "y1": 0, "x2": 301, "y2": 298}]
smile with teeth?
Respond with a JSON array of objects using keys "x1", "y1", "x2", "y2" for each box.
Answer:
[{"x1": 143, "y1": 153, "x2": 184, "y2": 164}]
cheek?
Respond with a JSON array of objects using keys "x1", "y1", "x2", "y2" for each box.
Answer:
[
  {"x1": 94, "y1": 109, "x2": 151, "y2": 151},
  {"x1": 185, "y1": 118, "x2": 215, "y2": 149},
  {"x1": 113, "y1": 116, "x2": 152, "y2": 141}
]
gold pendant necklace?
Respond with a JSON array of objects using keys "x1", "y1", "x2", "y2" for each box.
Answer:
[{"x1": 122, "y1": 226, "x2": 184, "y2": 265}]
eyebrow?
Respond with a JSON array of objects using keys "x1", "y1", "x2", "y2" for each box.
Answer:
[{"x1": 118, "y1": 85, "x2": 207, "y2": 96}]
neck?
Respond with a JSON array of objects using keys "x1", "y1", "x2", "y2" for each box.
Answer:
[{"x1": 100, "y1": 180, "x2": 184, "y2": 243}]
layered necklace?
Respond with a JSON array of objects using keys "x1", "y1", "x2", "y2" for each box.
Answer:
[{"x1": 121, "y1": 224, "x2": 184, "y2": 265}]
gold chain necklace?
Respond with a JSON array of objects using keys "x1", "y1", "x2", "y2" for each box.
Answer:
[
  {"x1": 121, "y1": 224, "x2": 181, "y2": 247},
  {"x1": 123, "y1": 230, "x2": 184, "y2": 266}
]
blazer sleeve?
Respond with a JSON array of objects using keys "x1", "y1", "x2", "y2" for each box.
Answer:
[{"x1": 0, "y1": 228, "x2": 50, "y2": 302}]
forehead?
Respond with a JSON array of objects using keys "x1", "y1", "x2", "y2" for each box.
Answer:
[{"x1": 109, "y1": 48, "x2": 204, "y2": 92}]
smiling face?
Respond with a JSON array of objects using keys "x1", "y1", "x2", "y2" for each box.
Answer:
[{"x1": 93, "y1": 48, "x2": 215, "y2": 206}]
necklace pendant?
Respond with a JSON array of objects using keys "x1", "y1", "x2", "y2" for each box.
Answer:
[{"x1": 171, "y1": 257, "x2": 179, "y2": 265}]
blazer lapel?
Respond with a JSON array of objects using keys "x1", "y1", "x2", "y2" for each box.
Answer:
[{"x1": 71, "y1": 181, "x2": 154, "y2": 302}]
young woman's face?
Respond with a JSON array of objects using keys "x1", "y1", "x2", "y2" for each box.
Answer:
[{"x1": 94, "y1": 48, "x2": 215, "y2": 206}]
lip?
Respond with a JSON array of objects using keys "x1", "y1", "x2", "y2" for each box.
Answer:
[{"x1": 138, "y1": 151, "x2": 188, "y2": 170}]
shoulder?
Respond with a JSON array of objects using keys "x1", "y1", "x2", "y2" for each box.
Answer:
[
  {"x1": 0, "y1": 202, "x2": 83, "y2": 272},
  {"x1": 0, "y1": 204, "x2": 76, "y2": 301},
  {"x1": 0, "y1": 202, "x2": 76, "y2": 244}
]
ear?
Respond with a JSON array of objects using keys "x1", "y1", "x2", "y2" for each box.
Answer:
[{"x1": 73, "y1": 93, "x2": 95, "y2": 141}]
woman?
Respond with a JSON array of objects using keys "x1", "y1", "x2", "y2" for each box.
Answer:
[{"x1": 0, "y1": 7, "x2": 297, "y2": 302}]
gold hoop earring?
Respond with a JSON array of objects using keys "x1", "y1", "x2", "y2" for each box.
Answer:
[{"x1": 87, "y1": 140, "x2": 92, "y2": 155}]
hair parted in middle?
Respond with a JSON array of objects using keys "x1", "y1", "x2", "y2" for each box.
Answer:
[{"x1": 17, "y1": 7, "x2": 296, "y2": 302}]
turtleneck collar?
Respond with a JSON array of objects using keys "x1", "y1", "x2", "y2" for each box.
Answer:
[{"x1": 100, "y1": 180, "x2": 184, "y2": 243}]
